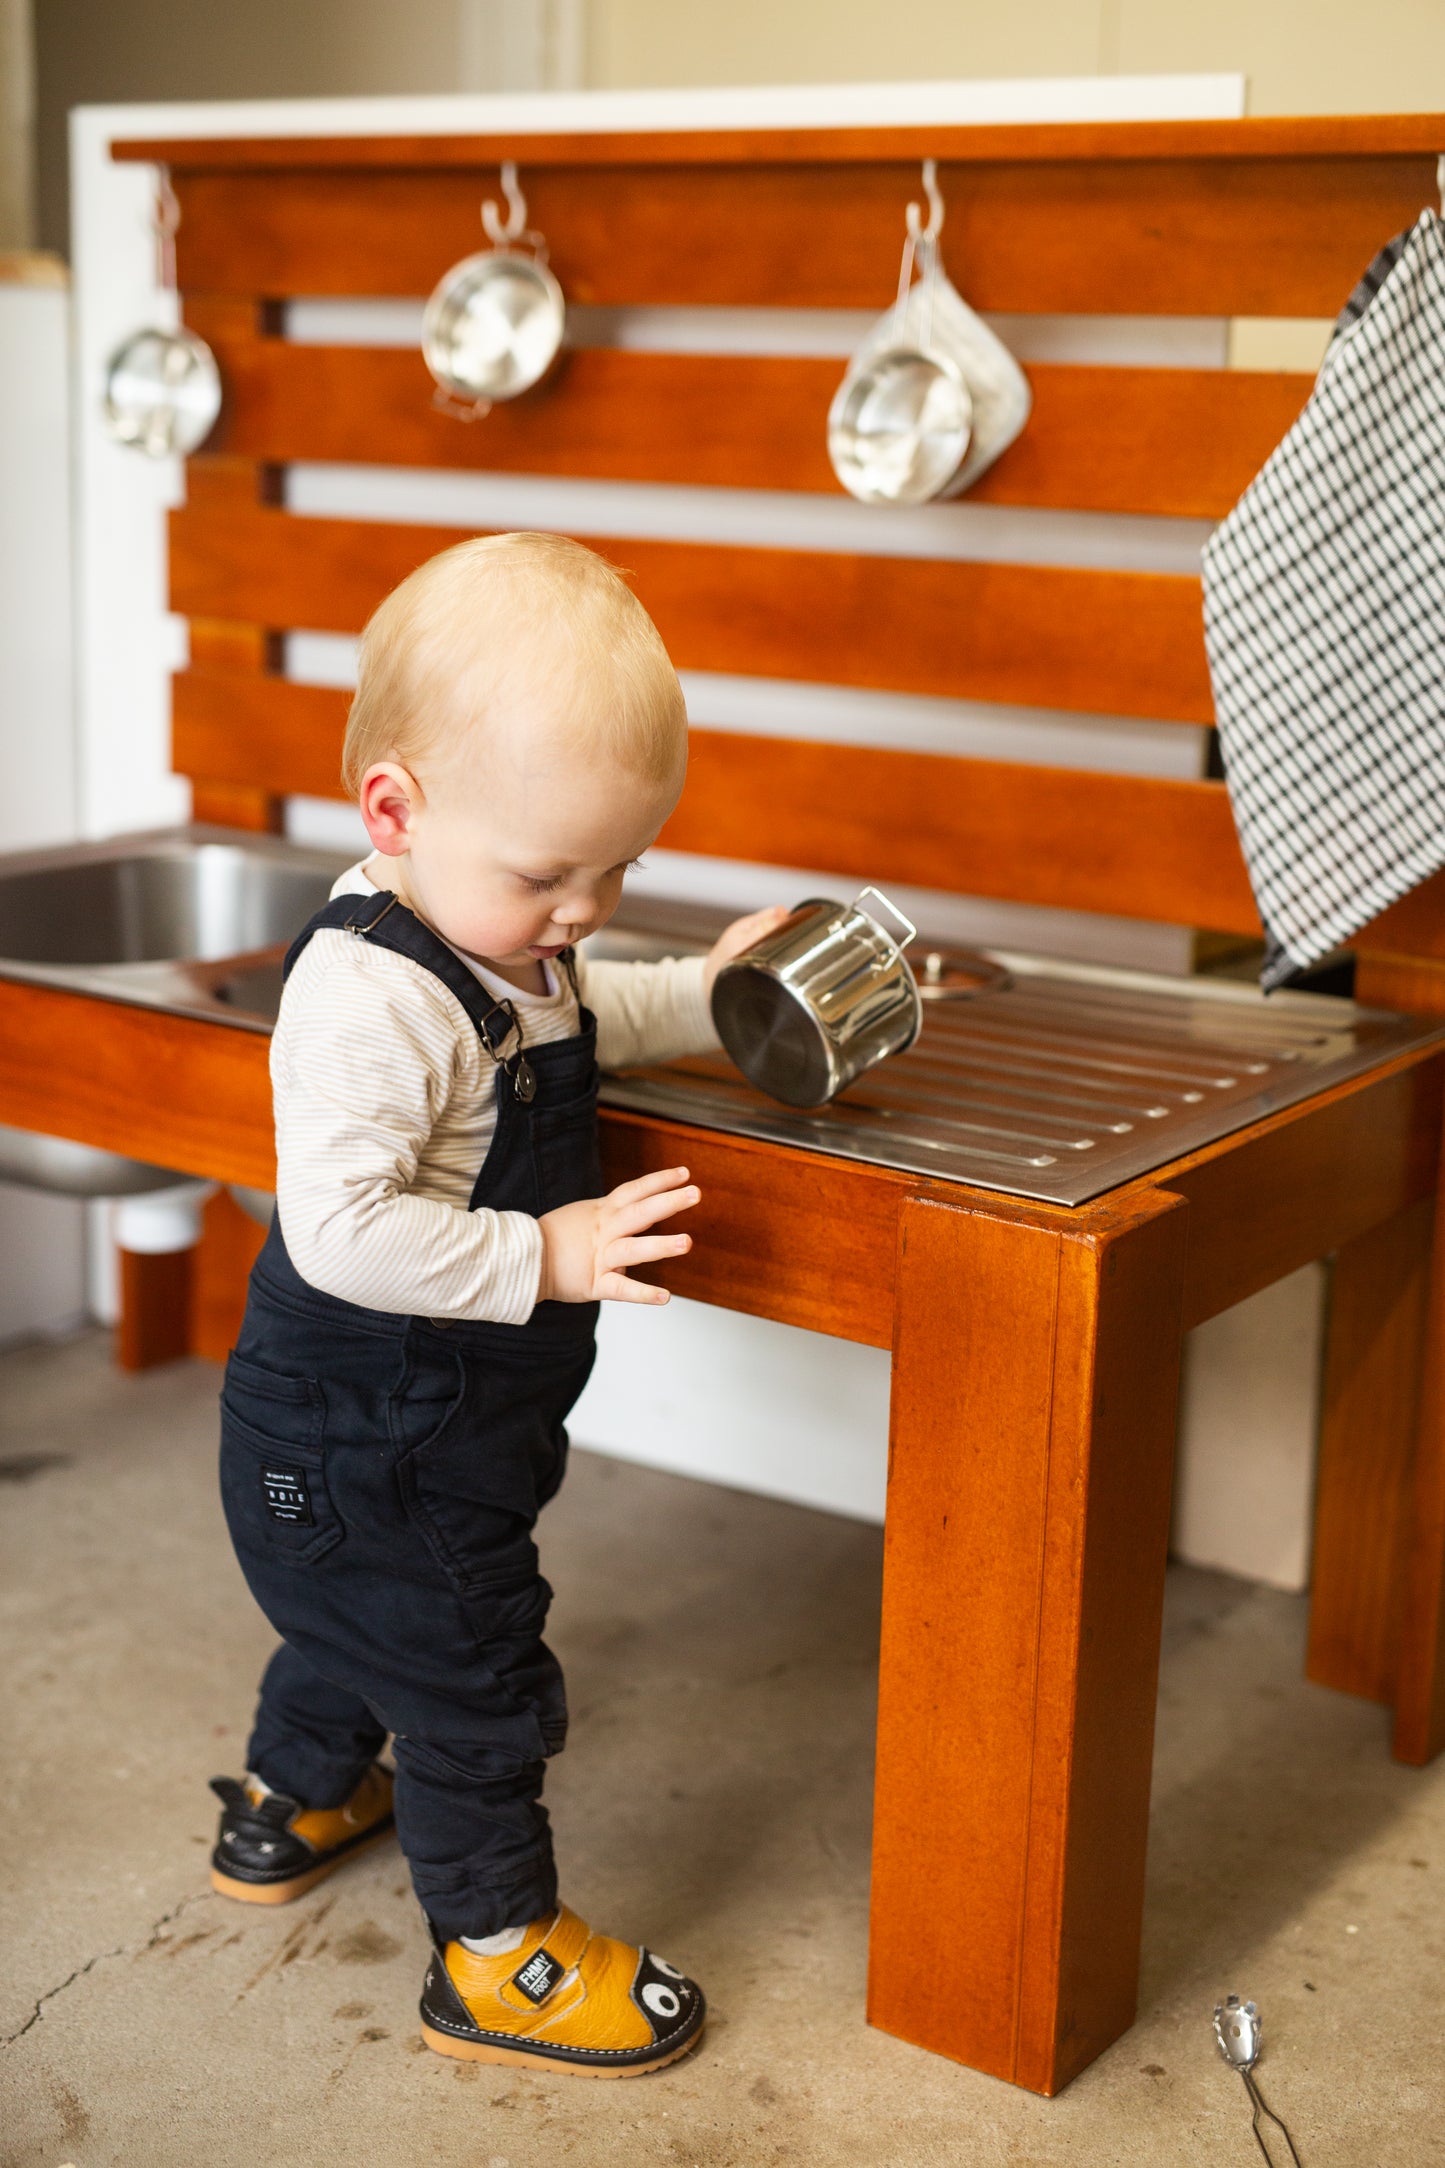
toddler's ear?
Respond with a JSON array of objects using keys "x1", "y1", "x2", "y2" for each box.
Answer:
[{"x1": 359, "y1": 761, "x2": 420, "y2": 856}]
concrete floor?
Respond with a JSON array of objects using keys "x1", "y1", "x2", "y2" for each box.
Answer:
[{"x1": 2, "y1": 1334, "x2": 1443, "y2": 2167}]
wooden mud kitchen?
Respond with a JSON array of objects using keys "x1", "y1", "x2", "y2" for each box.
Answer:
[{"x1": 4, "y1": 112, "x2": 1445, "y2": 2094}]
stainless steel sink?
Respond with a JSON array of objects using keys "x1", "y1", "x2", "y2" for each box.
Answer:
[
  {"x1": 0, "y1": 1124, "x2": 195, "y2": 1198},
  {"x1": 0, "y1": 828, "x2": 348, "y2": 1194},
  {"x1": 0, "y1": 828, "x2": 349, "y2": 1031},
  {"x1": 0, "y1": 840, "x2": 336, "y2": 967}
]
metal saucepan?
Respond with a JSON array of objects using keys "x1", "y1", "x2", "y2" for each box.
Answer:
[
  {"x1": 828, "y1": 158, "x2": 1031, "y2": 507},
  {"x1": 711, "y1": 887, "x2": 923, "y2": 1109},
  {"x1": 102, "y1": 325, "x2": 222, "y2": 458},
  {"x1": 828, "y1": 161, "x2": 972, "y2": 506},
  {"x1": 102, "y1": 171, "x2": 222, "y2": 459},
  {"x1": 423, "y1": 249, "x2": 565, "y2": 409},
  {"x1": 828, "y1": 347, "x2": 973, "y2": 507},
  {"x1": 423, "y1": 162, "x2": 565, "y2": 416}
]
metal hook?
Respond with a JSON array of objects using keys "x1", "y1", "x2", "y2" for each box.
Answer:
[
  {"x1": 895, "y1": 159, "x2": 944, "y2": 349},
  {"x1": 905, "y1": 158, "x2": 945, "y2": 246},
  {"x1": 482, "y1": 161, "x2": 528, "y2": 248},
  {"x1": 152, "y1": 164, "x2": 180, "y2": 291}
]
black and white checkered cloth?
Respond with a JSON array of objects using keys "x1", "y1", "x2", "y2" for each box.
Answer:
[{"x1": 1202, "y1": 209, "x2": 1445, "y2": 990}]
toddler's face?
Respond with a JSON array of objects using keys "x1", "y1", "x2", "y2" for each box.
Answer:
[{"x1": 362, "y1": 719, "x2": 683, "y2": 977}]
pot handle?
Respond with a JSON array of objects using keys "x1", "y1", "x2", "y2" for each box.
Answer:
[
  {"x1": 855, "y1": 885, "x2": 918, "y2": 952},
  {"x1": 432, "y1": 387, "x2": 493, "y2": 423}
]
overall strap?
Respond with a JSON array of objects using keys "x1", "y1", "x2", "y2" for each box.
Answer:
[{"x1": 284, "y1": 889, "x2": 529, "y2": 1063}]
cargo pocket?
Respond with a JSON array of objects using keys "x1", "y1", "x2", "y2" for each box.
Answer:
[
  {"x1": 530, "y1": 1078, "x2": 603, "y2": 1209},
  {"x1": 222, "y1": 1352, "x2": 324, "y2": 1444},
  {"x1": 391, "y1": 1350, "x2": 493, "y2": 1591},
  {"x1": 220, "y1": 1354, "x2": 341, "y2": 1567}
]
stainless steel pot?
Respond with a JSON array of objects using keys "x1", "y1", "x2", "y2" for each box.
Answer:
[
  {"x1": 101, "y1": 170, "x2": 224, "y2": 459},
  {"x1": 711, "y1": 887, "x2": 923, "y2": 1109},
  {"x1": 422, "y1": 248, "x2": 566, "y2": 411},
  {"x1": 102, "y1": 325, "x2": 221, "y2": 457},
  {"x1": 827, "y1": 159, "x2": 1030, "y2": 506},
  {"x1": 828, "y1": 346, "x2": 973, "y2": 507},
  {"x1": 423, "y1": 162, "x2": 566, "y2": 417}
]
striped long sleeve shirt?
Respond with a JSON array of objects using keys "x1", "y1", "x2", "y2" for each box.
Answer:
[{"x1": 270, "y1": 862, "x2": 717, "y2": 1325}]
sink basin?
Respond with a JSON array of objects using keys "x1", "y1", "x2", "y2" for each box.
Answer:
[
  {"x1": 0, "y1": 835, "x2": 343, "y2": 968},
  {"x1": 0, "y1": 827, "x2": 350, "y2": 1197},
  {"x1": 0, "y1": 1123, "x2": 191, "y2": 1198},
  {"x1": 0, "y1": 828, "x2": 349, "y2": 1029}
]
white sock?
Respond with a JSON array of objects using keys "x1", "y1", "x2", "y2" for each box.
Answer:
[{"x1": 459, "y1": 1924, "x2": 528, "y2": 1956}]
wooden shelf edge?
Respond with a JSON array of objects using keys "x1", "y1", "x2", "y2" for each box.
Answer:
[{"x1": 111, "y1": 113, "x2": 1445, "y2": 172}]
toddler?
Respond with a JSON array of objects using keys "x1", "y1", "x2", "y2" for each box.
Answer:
[{"x1": 209, "y1": 532, "x2": 784, "y2": 2075}]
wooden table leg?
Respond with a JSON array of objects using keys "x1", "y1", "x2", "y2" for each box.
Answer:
[
  {"x1": 116, "y1": 1246, "x2": 193, "y2": 1370},
  {"x1": 868, "y1": 1188, "x2": 1189, "y2": 2095},
  {"x1": 1307, "y1": 1200, "x2": 1431, "y2": 1710},
  {"x1": 1394, "y1": 1165, "x2": 1445, "y2": 1766}
]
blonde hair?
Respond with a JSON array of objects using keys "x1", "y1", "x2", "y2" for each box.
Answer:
[{"x1": 341, "y1": 532, "x2": 687, "y2": 796}]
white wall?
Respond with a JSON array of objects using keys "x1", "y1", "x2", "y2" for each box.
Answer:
[
  {"x1": 0, "y1": 272, "x2": 88, "y2": 1345},
  {"x1": 1173, "y1": 1266, "x2": 1326, "y2": 1591},
  {"x1": 0, "y1": 279, "x2": 75, "y2": 847}
]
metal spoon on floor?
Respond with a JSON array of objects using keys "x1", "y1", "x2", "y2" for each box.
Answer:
[{"x1": 1213, "y1": 1995, "x2": 1303, "y2": 2166}]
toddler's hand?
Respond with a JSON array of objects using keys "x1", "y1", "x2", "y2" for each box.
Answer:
[
  {"x1": 538, "y1": 1166, "x2": 700, "y2": 1306},
  {"x1": 703, "y1": 905, "x2": 792, "y2": 994}
]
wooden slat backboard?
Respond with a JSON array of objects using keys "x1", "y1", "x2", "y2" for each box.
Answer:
[
  {"x1": 187, "y1": 297, "x2": 1311, "y2": 519},
  {"x1": 169, "y1": 496, "x2": 1215, "y2": 720},
  {"x1": 110, "y1": 114, "x2": 1445, "y2": 948}
]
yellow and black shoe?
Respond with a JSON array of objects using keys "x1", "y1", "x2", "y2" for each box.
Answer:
[
  {"x1": 208, "y1": 1764, "x2": 395, "y2": 1904},
  {"x1": 419, "y1": 1905, "x2": 705, "y2": 2077}
]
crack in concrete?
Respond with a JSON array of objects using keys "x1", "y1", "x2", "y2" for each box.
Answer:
[{"x1": 2, "y1": 1887, "x2": 216, "y2": 2049}]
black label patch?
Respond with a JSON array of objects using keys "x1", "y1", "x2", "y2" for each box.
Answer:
[
  {"x1": 262, "y1": 1466, "x2": 315, "y2": 1526},
  {"x1": 511, "y1": 1947, "x2": 565, "y2": 2006}
]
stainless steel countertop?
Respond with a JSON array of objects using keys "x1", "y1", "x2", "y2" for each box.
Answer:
[
  {"x1": 2, "y1": 833, "x2": 1440, "y2": 1209},
  {"x1": 596, "y1": 929, "x2": 1445, "y2": 1205}
]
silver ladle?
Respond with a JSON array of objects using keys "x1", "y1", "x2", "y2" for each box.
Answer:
[{"x1": 1213, "y1": 1996, "x2": 1302, "y2": 2166}]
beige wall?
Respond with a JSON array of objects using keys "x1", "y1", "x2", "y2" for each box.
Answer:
[
  {"x1": 587, "y1": 0, "x2": 1445, "y2": 116},
  {"x1": 35, "y1": 0, "x2": 1445, "y2": 249},
  {"x1": 590, "y1": 0, "x2": 1105, "y2": 89}
]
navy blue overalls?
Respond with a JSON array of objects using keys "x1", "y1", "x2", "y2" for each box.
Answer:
[{"x1": 219, "y1": 888, "x2": 601, "y2": 1939}]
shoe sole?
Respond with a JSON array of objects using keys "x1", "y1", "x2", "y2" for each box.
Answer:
[
  {"x1": 419, "y1": 2019, "x2": 704, "y2": 2079},
  {"x1": 210, "y1": 1824, "x2": 394, "y2": 1905}
]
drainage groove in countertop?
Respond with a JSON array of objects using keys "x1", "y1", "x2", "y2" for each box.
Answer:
[{"x1": 600, "y1": 959, "x2": 1444, "y2": 1206}]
